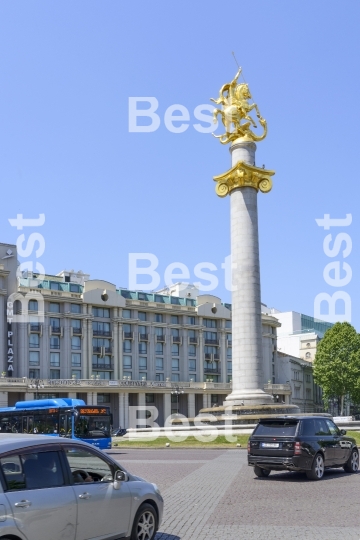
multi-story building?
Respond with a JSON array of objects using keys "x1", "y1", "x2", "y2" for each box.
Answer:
[
  {"x1": 261, "y1": 306, "x2": 333, "y2": 363},
  {"x1": 0, "y1": 243, "x2": 322, "y2": 427}
]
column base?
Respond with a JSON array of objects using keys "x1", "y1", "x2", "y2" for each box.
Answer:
[{"x1": 224, "y1": 389, "x2": 274, "y2": 407}]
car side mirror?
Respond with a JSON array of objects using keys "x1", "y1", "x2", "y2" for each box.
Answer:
[
  {"x1": 113, "y1": 470, "x2": 128, "y2": 490},
  {"x1": 340, "y1": 429, "x2": 347, "y2": 436}
]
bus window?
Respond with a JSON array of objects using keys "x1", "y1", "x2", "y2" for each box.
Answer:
[
  {"x1": 10, "y1": 416, "x2": 21, "y2": 433},
  {"x1": 46, "y1": 414, "x2": 59, "y2": 434},
  {"x1": 22, "y1": 416, "x2": 28, "y2": 433},
  {"x1": 34, "y1": 414, "x2": 46, "y2": 434},
  {"x1": 59, "y1": 414, "x2": 67, "y2": 437},
  {"x1": 0, "y1": 418, "x2": 12, "y2": 433},
  {"x1": 28, "y1": 416, "x2": 34, "y2": 434}
]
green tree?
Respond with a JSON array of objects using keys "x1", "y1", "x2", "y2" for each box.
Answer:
[{"x1": 313, "y1": 322, "x2": 360, "y2": 415}]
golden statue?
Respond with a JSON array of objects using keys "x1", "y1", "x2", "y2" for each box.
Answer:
[{"x1": 211, "y1": 67, "x2": 267, "y2": 145}]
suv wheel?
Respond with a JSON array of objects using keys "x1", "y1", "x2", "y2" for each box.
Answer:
[
  {"x1": 306, "y1": 453, "x2": 324, "y2": 480},
  {"x1": 131, "y1": 503, "x2": 157, "y2": 540},
  {"x1": 254, "y1": 465, "x2": 271, "y2": 478},
  {"x1": 344, "y1": 448, "x2": 359, "y2": 473}
]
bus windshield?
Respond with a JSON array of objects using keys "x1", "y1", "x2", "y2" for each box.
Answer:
[{"x1": 74, "y1": 415, "x2": 111, "y2": 439}]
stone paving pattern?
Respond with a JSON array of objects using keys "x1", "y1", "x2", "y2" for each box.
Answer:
[{"x1": 111, "y1": 448, "x2": 360, "y2": 540}]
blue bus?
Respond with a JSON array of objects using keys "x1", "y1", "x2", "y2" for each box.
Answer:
[{"x1": 0, "y1": 398, "x2": 112, "y2": 450}]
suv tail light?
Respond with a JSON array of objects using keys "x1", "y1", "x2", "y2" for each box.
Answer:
[
  {"x1": 294, "y1": 442, "x2": 302, "y2": 455},
  {"x1": 247, "y1": 441, "x2": 250, "y2": 453}
]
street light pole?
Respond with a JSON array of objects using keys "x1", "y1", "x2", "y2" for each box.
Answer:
[
  {"x1": 29, "y1": 379, "x2": 44, "y2": 400},
  {"x1": 171, "y1": 385, "x2": 184, "y2": 415}
]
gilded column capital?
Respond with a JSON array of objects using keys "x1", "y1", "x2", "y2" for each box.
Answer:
[{"x1": 213, "y1": 161, "x2": 275, "y2": 198}]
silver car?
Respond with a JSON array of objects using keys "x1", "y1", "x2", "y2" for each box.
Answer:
[{"x1": 0, "y1": 434, "x2": 163, "y2": 540}]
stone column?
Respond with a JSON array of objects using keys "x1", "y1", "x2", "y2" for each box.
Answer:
[
  {"x1": 198, "y1": 326, "x2": 204, "y2": 383},
  {"x1": 187, "y1": 393, "x2": 195, "y2": 419},
  {"x1": 225, "y1": 140, "x2": 272, "y2": 406},
  {"x1": 123, "y1": 392, "x2": 129, "y2": 429},
  {"x1": 163, "y1": 393, "x2": 171, "y2": 424}
]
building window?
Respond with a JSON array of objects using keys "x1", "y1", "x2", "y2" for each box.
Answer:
[
  {"x1": 50, "y1": 353, "x2": 60, "y2": 367},
  {"x1": 171, "y1": 315, "x2": 179, "y2": 324},
  {"x1": 69, "y1": 284, "x2": 80, "y2": 293},
  {"x1": 171, "y1": 328, "x2": 180, "y2": 338},
  {"x1": 71, "y1": 336, "x2": 81, "y2": 350},
  {"x1": 122, "y1": 309, "x2": 131, "y2": 319},
  {"x1": 227, "y1": 361, "x2": 232, "y2": 373},
  {"x1": 71, "y1": 370, "x2": 81, "y2": 379},
  {"x1": 123, "y1": 340, "x2": 132, "y2": 353},
  {"x1": 294, "y1": 370, "x2": 300, "y2": 380},
  {"x1": 138, "y1": 325, "x2": 147, "y2": 336},
  {"x1": 123, "y1": 323, "x2": 132, "y2": 334},
  {"x1": 29, "y1": 300, "x2": 38, "y2": 312},
  {"x1": 71, "y1": 353, "x2": 81, "y2": 367},
  {"x1": 155, "y1": 343, "x2": 163, "y2": 354},
  {"x1": 145, "y1": 394, "x2": 154, "y2": 404},
  {"x1": 227, "y1": 334, "x2": 232, "y2": 344},
  {"x1": 139, "y1": 357, "x2": 147, "y2": 370},
  {"x1": 71, "y1": 319, "x2": 81, "y2": 330},
  {"x1": 156, "y1": 357, "x2": 164, "y2": 370},
  {"x1": 155, "y1": 314, "x2": 163, "y2": 323},
  {"x1": 138, "y1": 312, "x2": 146, "y2": 321},
  {"x1": 189, "y1": 359, "x2": 196, "y2": 371},
  {"x1": 50, "y1": 336, "x2": 60, "y2": 349},
  {"x1": 50, "y1": 318, "x2": 61, "y2": 331},
  {"x1": 156, "y1": 373, "x2": 164, "y2": 381},
  {"x1": 295, "y1": 387, "x2": 300, "y2": 398},
  {"x1": 225, "y1": 320, "x2": 232, "y2": 329},
  {"x1": 188, "y1": 329, "x2": 196, "y2": 339},
  {"x1": 50, "y1": 281, "x2": 60, "y2": 290},
  {"x1": 171, "y1": 373, "x2": 180, "y2": 382},
  {"x1": 71, "y1": 304, "x2": 82, "y2": 314},
  {"x1": 49, "y1": 303, "x2": 60, "y2": 313},
  {"x1": 93, "y1": 307, "x2": 110, "y2": 318},
  {"x1": 306, "y1": 373, "x2": 311, "y2": 383},
  {"x1": 172, "y1": 359, "x2": 179, "y2": 371},
  {"x1": 138, "y1": 342, "x2": 147, "y2": 354},
  {"x1": 93, "y1": 321, "x2": 111, "y2": 335},
  {"x1": 204, "y1": 318, "x2": 216, "y2": 328},
  {"x1": 188, "y1": 345, "x2": 196, "y2": 356},
  {"x1": 123, "y1": 355, "x2": 132, "y2": 369},
  {"x1": 227, "y1": 348, "x2": 232, "y2": 359},
  {"x1": 29, "y1": 334, "x2": 40, "y2": 348},
  {"x1": 171, "y1": 344, "x2": 179, "y2": 356},
  {"x1": 29, "y1": 369, "x2": 40, "y2": 378},
  {"x1": 123, "y1": 371, "x2": 132, "y2": 379},
  {"x1": 188, "y1": 316, "x2": 195, "y2": 325},
  {"x1": 155, "y1": 327, "x2": 163, "y2": 336},
  {"x1": 50, "y1": 370, "x2": 60, "y2": 379},
  {"x1": 29, "y1": 351, "x2": 40, "y2": 366},
  {"x1": 98, "y1": 394, "x2": 110, "y2": 403},
  {"x1": 92, "y1": 371, "x2": 111, "y2": 380},
  {"x1": 306, "y1": 388, "x2": 311, "y2": 399},
  {"x1": 139, "y1": 372, "x2": 147, "y2": 380}
]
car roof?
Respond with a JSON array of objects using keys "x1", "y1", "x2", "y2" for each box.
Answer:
[
  {"x1": 0, "y1": 434, "x2": 87, "y2": 454},
  {"x1": 258, "y1": 415, "x2": 331, "y2": 422}
]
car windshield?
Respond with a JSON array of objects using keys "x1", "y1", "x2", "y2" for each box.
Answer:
[
  {"x1": 74, "y1": 416, "x2": 111, "y2": 439},
  {"x1": 254, "y1": 421, "x2": 298, "y2": 437}
]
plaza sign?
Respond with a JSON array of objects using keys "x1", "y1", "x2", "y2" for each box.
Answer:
[{"x1": 6, "y1": 301, "x2": 14, "y2": 375}]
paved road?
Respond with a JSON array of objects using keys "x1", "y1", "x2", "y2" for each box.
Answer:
[{"x1": 108, "y1": 448, "x2": 360, "y2": 540}]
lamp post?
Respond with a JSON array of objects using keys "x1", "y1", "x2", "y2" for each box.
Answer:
[
  {"x1": 29, "y1": 379, "x2": 44, "y2": 400},
  {"x1": 171, "y1": 385, "x2": 184, "y2": 415}
]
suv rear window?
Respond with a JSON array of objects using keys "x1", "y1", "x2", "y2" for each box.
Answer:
[{"x1": 254, "y1": 421, "x2": 298, "y2": 437}]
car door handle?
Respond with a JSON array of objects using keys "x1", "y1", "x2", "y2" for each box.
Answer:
[
  {"x1": 14, "y1": 500, "x2": 32, "y2": 508},
  {"x1": 78, "y1": 493, "x2": 91, "y2": 500}
]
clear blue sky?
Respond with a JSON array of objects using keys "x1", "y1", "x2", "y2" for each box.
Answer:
[{"x1": 0, "y1": 1, "x2": 359, "y2": 329}]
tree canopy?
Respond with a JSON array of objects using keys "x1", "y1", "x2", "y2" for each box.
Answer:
[{"x1": 313, "y1": 322, "x2": 360, "y2": 414}]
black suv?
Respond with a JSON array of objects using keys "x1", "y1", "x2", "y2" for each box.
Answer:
[{"x1": 248, "y1": 416, "x2": 359, "y2": 480}]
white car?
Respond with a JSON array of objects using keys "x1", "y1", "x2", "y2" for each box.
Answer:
[{"x1": 0, "y1": 433, "x2": 163, "y2": 540}]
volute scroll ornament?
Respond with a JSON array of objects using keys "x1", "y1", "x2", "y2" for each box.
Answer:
[{"x1": 213, "y1": 161, "x2": 275, "y2": 198}]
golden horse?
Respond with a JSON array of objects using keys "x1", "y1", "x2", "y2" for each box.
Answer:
[{"x1": 211, "y1": 68, "x2": 267, "y2": 144}]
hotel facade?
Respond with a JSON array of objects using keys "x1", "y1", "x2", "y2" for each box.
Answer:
[{"x1": 0, "y1": 242, "x2": 323, "y2": 427}]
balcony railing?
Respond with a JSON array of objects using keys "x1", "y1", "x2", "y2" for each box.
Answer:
[
  {"x1": 72, "y1": 327, "x2": 82, "y2": 335},
  {"x1": 204, "y1": 367, "x2": 221, "y2": 374},
  {"x1": 213, "y1": 353, "x2": 220, "y2": 360},
  {"x1": 139, "y1": 333, "x2": 149, "y2": 341},
  {"x1": 51, "y1": 326, "x2": 61, "y2": 334},
  {"x1": 205, "y1": 339, "x2": 219, "y2": 346},
  {"x1": 227, "y1": 339, "x2": 232, "y2": 346},
  {"x1": 93, "y1": 346, "x2": 101, "y2": 353},
  {"x1": 104, "y1": 347, "x2": 112, "y2": 354},
  {"x1": 156, "y1": 335, "x2": 166, "y2": 342},
  {"x1": 93, "y1": 329, "x2": 111, "y2": 337},
  {"x1": 123, "y1": 332, "x2": 134, "y2": 340},
  {"x1": 30, "y1": 324, "x2": 41, "y2": 332},
  {"x1": 172, "y1": 336, "x2": 181, "y2": 344},
  {"x1": 189, "y1": 337, "x2": 198, "y2": 344},
  {"x1": 92, "y1": 362, "x2": 114, "y2": 370},
  {"x1": 204, "y1": 353, "x2": 212, "y2": 360}
]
